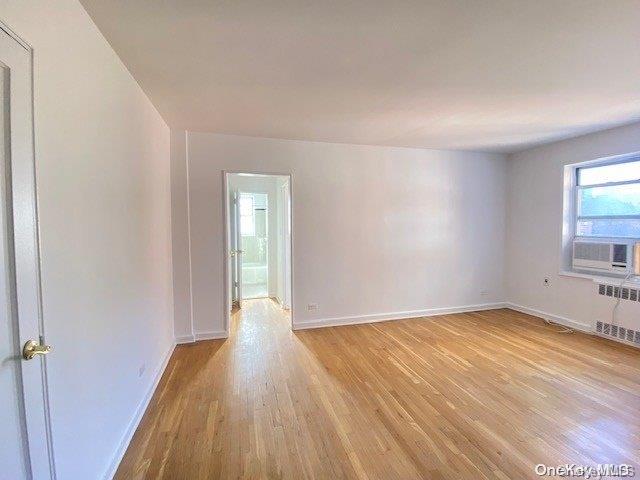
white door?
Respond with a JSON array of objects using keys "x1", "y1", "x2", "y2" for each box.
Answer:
[
  {"x1": 229, "y1": 189, "x2": 238, "y2": 309},
  {"x1": 231, "y1": 189, "x2": 243, "y2": 308},
  {"x1": 0, "y1": 26, "x2": 54, "y2": 480}
]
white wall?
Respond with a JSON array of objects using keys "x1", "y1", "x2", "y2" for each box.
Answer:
[
  {"x1": 172, "y1": 131, "x2": 506, "y2": 336},
  {"x1": 2, "y1": 1, "x2": 174, "y2": 479},
  {"x1": 506, "y1": 121, "x2": 640, "y2": 331}
]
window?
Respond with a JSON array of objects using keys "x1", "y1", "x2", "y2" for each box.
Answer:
[
  {"x1": 239, "y1": 194, "x2": 255, "y2": 236},
  {"x1": 575, "y1": 159, "x2": 640, "y2": 239}
]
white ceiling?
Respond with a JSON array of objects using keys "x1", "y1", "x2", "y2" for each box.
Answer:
[{"x1": 80, "y1": 0, "x2": 640, "y2": 153}]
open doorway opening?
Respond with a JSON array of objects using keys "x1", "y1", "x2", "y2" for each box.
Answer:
[
  {"x1": 224, "y1": 173, "x2": 292, "y2": 332},
  {"x1": 238, "y1": 192, "x2": 269, "y2": 299}
]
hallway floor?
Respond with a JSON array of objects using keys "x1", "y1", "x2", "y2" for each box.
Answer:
[
  {"x1": 115, "y1": 299, "x2": 640, "y2": 479},
  {"x1": 242, "y1": 283, "x2": 268, "y2": 299}
]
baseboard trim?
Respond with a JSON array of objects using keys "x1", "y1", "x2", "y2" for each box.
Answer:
[
  {"x1": 176, "y1": 330, "x2": 228, "y2": 343},
  {"x1": 271, "y1": 296, "x2": 291, "y2": 310},
  {"x1": 175, "y1": 334, "x2": 195, "y2": 344},
  {"x1": 194, "y1": 330, "x2": 228, "y2": 340},
  {"x1": 292, "y1": 302, "x2": 508, "y2": 331},
  {"x1": 103, "y1": 341, "x2": 176, "y2": 480},
  {"x1": 505, "y1": 303, "x2": 592, "y2": 332}
]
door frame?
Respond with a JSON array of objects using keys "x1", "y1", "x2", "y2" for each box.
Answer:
[
  {"x1": 279, "y1": 181, "x2": 292, "y2": 310},
  {"x1": 222, "y1": 171, "x2": 294, "y2": 335},
  {"x1": 0, "y1": 20, "x2": 56, "y2": 479}
]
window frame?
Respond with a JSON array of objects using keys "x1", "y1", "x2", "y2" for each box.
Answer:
[
  {"x1": 573, "y1": 158, "x2": 640, "y2": 239},
  {"x1": 561, "y1": 152, "x2": 640, "y2": 279}
]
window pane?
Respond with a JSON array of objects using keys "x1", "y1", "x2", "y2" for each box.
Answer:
[
  {"x1": 239, "y1": 194, "x2": 255, "y2": 236},
  {"x1": 240, "y1": 216, "x2": 254, "y2": 236},
  {"x1": 576, "y1": 218, "x2": 640, "y2": 238},
  {"x1": 252, "y1": 193, "x2": 267, "y2": 209},
  {"x1": 578, "y1": 183, "x2": 640, "y2": 216},
  {"x1": 577, "y1": 160, "x2": 640, "y2": 186},
  {"x1": 239, "y1": 195, "x2": 253, "y2": 216}
]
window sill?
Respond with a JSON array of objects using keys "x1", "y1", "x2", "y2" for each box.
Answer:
[{"x1": 559, "y1": 269, "x2": 640, "y2": 285}]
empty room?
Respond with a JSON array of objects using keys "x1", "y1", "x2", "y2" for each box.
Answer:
[{"x1": 1, "y1": 1, "x2": 638, "y2": 479}]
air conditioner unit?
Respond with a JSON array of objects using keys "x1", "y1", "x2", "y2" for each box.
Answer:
[{"x1": 572, "y1": 240, "x2": 631, "y2": 273}]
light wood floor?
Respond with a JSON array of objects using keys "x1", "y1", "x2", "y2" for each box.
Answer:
[{"x1": 115, "y1": 299, "x2": 640, "y2": 479}]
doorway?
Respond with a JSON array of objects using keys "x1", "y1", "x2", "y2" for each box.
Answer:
[
  {"x1": 1, "y1": 23, "x2": 54, "y2": 479},
  {"x1": 239, "y1": 192, "x2": 269, "y2": 299},
  {"x1": 224, "y1": 173, "x2": 292, "y2": 332}
]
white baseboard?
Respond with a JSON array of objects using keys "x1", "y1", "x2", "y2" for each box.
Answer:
[
  {"x1": 103, "y1": 341, "x2": 176, "y2": 480},
  {"x1": 292, "y1": 302, "x2": 508, "y2": 331},
  {"x1": 176, "y1": 330, "x2": 227, "y2": 344},
  {"x1": 272, "y1": 296, "x2": 291, "y2": 310},
  {"x1": 175, "y1": 334, "x2": 195, "y2": 344},
  {"x1": 506, "y1": 302, "x2": 592, "y2": 332},
  {"x1": 194, "y1": 330, "x2": 228, "y2": 340}
]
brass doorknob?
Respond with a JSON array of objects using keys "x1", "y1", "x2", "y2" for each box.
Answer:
[{"x1": 22, "y1": 340, "x2": 52, "y2": 360}]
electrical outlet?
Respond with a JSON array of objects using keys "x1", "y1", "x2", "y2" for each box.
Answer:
[
  {"x1": 307, "y1": 303, "x2": 319, "y2": 311},
  {"x1": 543, "y1": 278, "x2": 550, "y2": 287},
  {"x1": 138, "y1": 364, "x2": 145, "y2": 377}
]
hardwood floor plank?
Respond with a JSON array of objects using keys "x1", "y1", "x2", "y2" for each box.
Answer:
[{"x1": 115, "y1": 299, "x2": 640, "y2": 479}]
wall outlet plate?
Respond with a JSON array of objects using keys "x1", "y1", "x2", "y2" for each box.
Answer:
[{"x1": 307, "y1": 303, "x2": 319, "y2": 311}]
